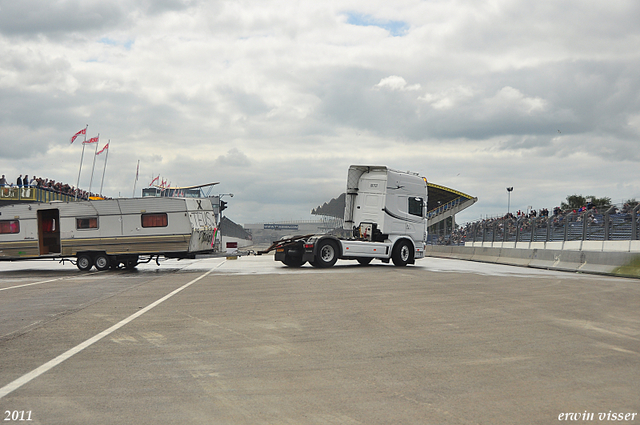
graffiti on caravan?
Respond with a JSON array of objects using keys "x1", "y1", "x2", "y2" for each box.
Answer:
[{"x1": 264, "y1": 223, "x2": 299, "y2": 231}]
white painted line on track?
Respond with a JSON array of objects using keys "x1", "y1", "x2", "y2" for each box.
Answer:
[
  {"x1": 0, "y1": 260, "x2": 226, "y2": 400},
  {"x1": 0, "y1": 277, "x2": 66, "y2": 292}
]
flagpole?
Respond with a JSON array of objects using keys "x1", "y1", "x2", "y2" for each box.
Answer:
[
  {"x1": 132, "y1": 160, "x2": 140, "y2": 198},
  {"x1": 99, "y1": 140, "x2": 110, "y2": 197},
  {"x1": 75, "y1": 125, "x2": 88, "y2": 200},
  {"x1": 88, "y1": 133, "x2": 99, "y2": 195}
]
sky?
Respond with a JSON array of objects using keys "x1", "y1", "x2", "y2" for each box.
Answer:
[{"x1": 1, "y1": 0, "x2": 640, "y2": 226}]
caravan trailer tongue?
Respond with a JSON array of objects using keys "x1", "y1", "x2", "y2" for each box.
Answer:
[{"x1": 0, "y1": 197, "x2": 217, "y2": 271}]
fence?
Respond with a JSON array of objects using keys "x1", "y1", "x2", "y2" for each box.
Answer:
[
  {"x1": 427, "y1": 196, "x2": 467, "y2": 220},
  {"x1": 0, "y1": 186, "x2": 77, "y2": 203},
  {"x1": 432, "y1": 204, "x2": 640, "y2": 246}
]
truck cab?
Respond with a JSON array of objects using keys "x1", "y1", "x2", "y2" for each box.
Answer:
[{"x1": 268, "y1": 165, "x2": 428, "y2": 268}]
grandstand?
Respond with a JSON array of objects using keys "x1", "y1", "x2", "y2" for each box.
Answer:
[
  {"x1": 0, "y1": 185, "x2": 79, "y2": 205},
  {"x1": 459, "y1": 204, "x2": 640, "y2": 247}
]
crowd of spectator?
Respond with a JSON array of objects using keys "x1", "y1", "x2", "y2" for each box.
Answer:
[
  {"x1": 0, "y1": 174, "x2": 100, "y2": 200},
  {"x1": 436, "y1": 201, "x2": 639, "y2": 246}
]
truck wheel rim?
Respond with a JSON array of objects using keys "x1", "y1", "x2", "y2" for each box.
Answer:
[
  {"x1": 401, "y1": 245, "x2": 410, "y2": 261},
  {"x1": 321, "y1": 245, "x2": 334, "y2": 261}
]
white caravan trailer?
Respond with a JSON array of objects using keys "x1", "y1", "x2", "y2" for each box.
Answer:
[
  {"x1": 261, "y1": 165, "x2": 428, "y2": 267},
  {"x1": 0, "y1": 197, "x2": 216, "y2": 271}
]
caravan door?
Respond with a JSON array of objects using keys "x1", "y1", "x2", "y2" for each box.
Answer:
[{"x1": 37, "y1": 209, "x2": 61, "y2": 255}]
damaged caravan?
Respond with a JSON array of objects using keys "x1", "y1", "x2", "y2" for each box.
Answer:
[{"x1": 0, "y1": 197, "x2": 216, "y2": 271}]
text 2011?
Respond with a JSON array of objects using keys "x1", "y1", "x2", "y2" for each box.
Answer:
[{"x1": 4, "y1": 411, "x2": 32, "y2": 421}]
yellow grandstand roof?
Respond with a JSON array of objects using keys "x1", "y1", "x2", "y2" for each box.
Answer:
[{"x1": 427, "y1": 182, "x2": 475, "y2": 212}]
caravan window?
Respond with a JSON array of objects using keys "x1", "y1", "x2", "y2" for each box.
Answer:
[
  {"x1": 142, "y1": 213, "x2": 168, "y2": 228},
  {"x1": 77, "y1": 217, "x2": 98, "y2": 229},
  {"x1": 0, "y1": 220, "x2": 20, "y2": 234},
  {"x1": 408, "y1": 197, "x2": 424, "y2": 217}
]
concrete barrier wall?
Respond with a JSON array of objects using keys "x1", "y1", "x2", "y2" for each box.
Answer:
[
  {"x1": 425, "y1": 245, "x2": 640, "y2": 278},
  {"x1": 221, "y1": 236, "x2": 253, "y2": 249},
  {"x1": 466, "y1": 240, "x2": 640, "y2": 253}
]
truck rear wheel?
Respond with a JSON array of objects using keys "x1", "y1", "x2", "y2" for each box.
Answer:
[
  {"x1": 392, "y1": 240, "x2": 413, "y2": 267},
  {"x1": 316, "y1": 239, "x2": 338, "y2": 268},
  {"x1": 283, "y1": 255, "x2": 305, "y2": 268}
]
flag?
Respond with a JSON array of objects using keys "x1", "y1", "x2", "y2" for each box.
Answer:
[
  {"x1": 70, "y1": 128, "x2": 86, "y2": 144},
  {"x1": 149, "y1": 176, "x2": 159, "y2": 186},
  {"x1": 96, "y1": 142, "x2": 109, "y2": 155},
  {"x1": 84, "y1": 136, "x2": 99, "y2": 144}
]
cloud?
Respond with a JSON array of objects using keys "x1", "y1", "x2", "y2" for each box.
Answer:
[
  {"x1": 487, "y1": 86, "x2": 546, "y2": 114},
  {"x1": 1, "y1": 0, "x2": 640, "y2": 226},
  {"x1": 420, "y1": 85, "x2": 475, "y2": 110},
  {"x1": 0, "y1": 0, "x2": 196, "y2": 38},
  {"x1": 215, "y1": 148, "x2": 252, "y2": 167},
  {"x1": 0, "y1": 1, "x2": 126, "y2": 38},
  {"x1": 374, "y1": 76, "x2": 421, "y2": 92}
]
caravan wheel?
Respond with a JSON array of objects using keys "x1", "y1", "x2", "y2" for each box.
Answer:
[
  {"x1": 94, "y1": 254, "x2": 111, "y2": 271},
  {"x1": 77, "y1": 254, "x2": 93, "y2": 271},
  {"x1": 124, "y1": 257, "x2": 139, "y2": 270}
]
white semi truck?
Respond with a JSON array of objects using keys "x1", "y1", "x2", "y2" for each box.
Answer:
[{"x1": 261, "y1": 165, "x2": 428, "y2": 267}]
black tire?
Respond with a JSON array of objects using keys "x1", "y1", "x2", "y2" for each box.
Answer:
[
  {"x1": 357, "y1": 258, "x2": 372, "y2": 266},
  {"x1": 315, "y1": 239, "x2": 338, "y2": 268},
  {"x1": 120, "y1": 255, "x2": 139, "y2": 270},
  {"x1": 109, "y1": 258, "x2": 121, "y2": 270},
  {"x1": 94, "y1": 253, "x2": 111, "y2": 271},
  {"x1": 392, "y1": 240, "x2": 413, "y2": 267},
  {"x1": 283, "y1": 255, "x2": 305, "y2": 268},
  {"x1": 124, "y1": 259, "x2": 139, "y2": 270},
  {"x1": 77, "y1": 254, "x2": 93, "y2": 271}
]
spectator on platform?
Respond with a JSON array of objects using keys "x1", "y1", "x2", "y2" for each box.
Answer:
[
  {"x1": 16, "y1": 175, "x2": 22, "y2": 187},
  {"x1": 0, "y1": 175, "x2": 6, "y2": 186}
]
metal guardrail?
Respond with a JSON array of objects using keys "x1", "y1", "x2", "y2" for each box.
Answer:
[
  {"x1": 427, "y1": 197, "x2": 467, "y2": 219},
  {"x1": 431, "y1": 204, "x2": 640, "y2": 245},
  {"x1": 0, "y1": 186, "x2": 77, "y2": 203}
]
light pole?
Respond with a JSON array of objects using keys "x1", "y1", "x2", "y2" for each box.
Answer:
[
  {"x1": 218, "y1": 193, "x2": 234, "y2": 220},
  {"x1": 507, "y1": 187, "x2": 513, "y2": 215},
  {"x1": 215, "y1": 193, "x2": 234, "y2": 253}
]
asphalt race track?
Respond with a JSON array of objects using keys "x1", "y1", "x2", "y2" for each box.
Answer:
[{"x1": 0, "y1": 255, "x2": 638, "y2": 424}]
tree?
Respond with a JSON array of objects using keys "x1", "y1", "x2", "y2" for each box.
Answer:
[{"x1": 560, "y1": 194, "x2": 611, "y2": 210}]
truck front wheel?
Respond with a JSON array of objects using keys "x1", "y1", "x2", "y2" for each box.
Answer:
[
  {"x1": 316, "y1": 239, "x2": 338, "y2": 268},
  {"x1": 392, "y1": 240, "x2": 413, "y2": 267}
]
